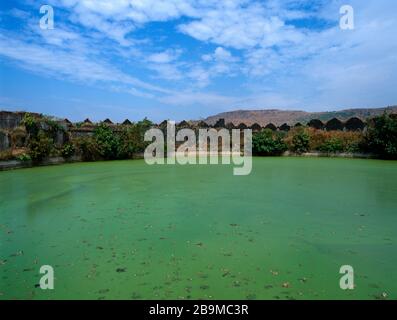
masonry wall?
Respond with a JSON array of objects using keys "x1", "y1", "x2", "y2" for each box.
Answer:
[
  {"x1": 0, "y1": 111, "x2": 31, "y2": 130},
  {"x1": 0, "y1": 131, "x2": 10, "y2": 151}
]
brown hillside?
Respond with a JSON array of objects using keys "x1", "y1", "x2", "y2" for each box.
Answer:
[{"x1": 204, "y1": 106, "x2": 397, "y2": 126}]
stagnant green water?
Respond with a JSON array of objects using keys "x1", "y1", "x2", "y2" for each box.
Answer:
[{"x1": 0, "y1": 157, "x2": 396, "y2": 300}]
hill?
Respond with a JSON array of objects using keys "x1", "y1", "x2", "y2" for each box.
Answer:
[{"x1": 203, "y1": 106, "x2": 397, "y2": 126}]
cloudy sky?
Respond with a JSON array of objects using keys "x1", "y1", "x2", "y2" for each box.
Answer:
[{"x1": 0, "y1": 0, "x2": 396, "y2": 122}]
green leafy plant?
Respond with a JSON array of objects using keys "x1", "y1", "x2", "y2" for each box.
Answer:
[
  {"x1": 253, "y1": 129, "x2": 287, "y2": 156},
  {"x1": 319, "y1": 137, "x2": 344, "y2": 153},
  {"x1": 93, "y1": 124, "x2": 121, "y2": 160},
  {"x1": 61, "y1": 143, "x2": 75, "y2": 158},
  {"x1": 74, "y1": 137, "x2": 100, "y2": 161},
  {"x1": 291, "y1": 129, "x2": 310, "y2": 153},
  {"x1": 16, "y1": 154, "x2": 31, "y2": 162},
  {"x1": 365, "y1": 113, "x2": 397, "y2": 159},
  {"x1": 21, "y1": 113, "x2": 39, "y2": 137},
  {"x1": 28, "y1": 130, "x2": 53, "y2": 162}
]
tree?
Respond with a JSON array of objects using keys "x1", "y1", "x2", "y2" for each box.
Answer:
[
  {"x1": 365, "y1": 113, "x2": 397, "y2": 159},
  {"x1": 253, "y1": 129, "x2": 287, "y2": 156},
  {"x1": 118, "y1": 125, "x2": 145, "y2": 158},
  {"x1": 291, "y1": 129, "x2": 310, "y2": 153},
  {"x1": 93, "y1": 124, "x2": 120, "y2": 160},
  {"x1": 28, "y1": 130, "x2": 53, "y2": 162}
]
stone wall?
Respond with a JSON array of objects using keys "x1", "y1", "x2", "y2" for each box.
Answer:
[
  {"x1": 0, "y1": 111, "x2": 27, "y2": 130},
  {"x1": 0, "y1": 130, "x2": 10, "y2": 151}
]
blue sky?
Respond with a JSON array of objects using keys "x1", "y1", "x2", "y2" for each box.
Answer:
[{"x1": 0, "y1": 0, "x2": 396, "y2": 122}]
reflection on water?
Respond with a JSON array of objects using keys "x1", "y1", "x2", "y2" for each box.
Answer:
[{"x1": 0, "y1": 158, "x2": 396, "y2": 300}]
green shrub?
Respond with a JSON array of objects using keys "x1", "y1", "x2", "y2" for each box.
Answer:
[
  {"x1": 44, "y1": 117, "x2": 64, "y2": 140},
  {"x1": 16, "y1": 154, "x2": 31, "y2": 162},
  {"x1": 10, "y1": 127, "x2": 27, "y2": 148},
  {"x1": 319, "y1": 138, "x2": 345, "y2": 153},
  {"x1": 291, "y1": 129, "x2": 310, "y2": 153},
  {"x1": 118, "y1": 126, "x2": 143, "y2": 158},
  {"x1": 118, "y1": 121, "x2": 153, "y2": 157},
  {"x1": 74, "y1": 137, "x2": 100, "y2": 161},
  {"x1": 61, "y1": 143, "x2": 75, "y2": 158},
  {"x1": 365, "y1": 113, "x2": 397, "y2": 159},
  {"x1": 253, "y1": 129, "x2": 287, "y2": 156},
  {"x1": 28, "y1": 130, "x2": 53, "y2": 162},
  {"x1": 22, "y1": 113, "x2": 39, "y2": 137},
  {"x1": 93, "y1": 124, "x2": 121, "y2": 160}
]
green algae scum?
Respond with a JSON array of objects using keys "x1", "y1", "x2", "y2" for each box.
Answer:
[{"x1": 1, "y1": 157, "x2": 396, "y2": 300}]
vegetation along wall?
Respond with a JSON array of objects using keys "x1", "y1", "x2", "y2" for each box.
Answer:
[{"x1": 0, "y1": 112, "x2": 396, "y2": 167}]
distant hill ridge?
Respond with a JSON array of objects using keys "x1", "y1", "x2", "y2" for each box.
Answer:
[{"x1": 204, "y1": 106, "x2": 397, "y2": 127}]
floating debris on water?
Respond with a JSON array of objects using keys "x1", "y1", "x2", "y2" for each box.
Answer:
[
  {"x1": 10, "y1": 250, "x2": 24, "y2": 257},
  {"x1": 299, "y1": 277, "x2": 308, "y2": 283},
  {"x1": 131, "y1": 292, "x2": 142, "y2": 299},
  {"x1": 221, "y1": 269, "x2": 231, "y2": 277},
  {"x1": 98, "y1": 289, "x2": 110, "y2": 294},
  {"x1": 282, "y1": 282, "x2": 290, "y2": 288},
  {"x1": 116, "y1": 268, "x2": 126, "y2": 273},
  {"x1": 373, "y1": 292, "x2": 388, "y2": 300}
]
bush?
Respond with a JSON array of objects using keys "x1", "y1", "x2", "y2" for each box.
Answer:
[
  {"x1": 365, "y1": 113, "x2": 397, "y2": 159},
  {"x1": 306, "y1": 128, "x2": 364, "y2": 153},
  {"x1": 43, "y1": 117, "x2": 64, "y2": 140},
  {"x1": 291, "y1": 129, "x2": 310, "y2": 153},
  {"x1": 74, "y1": 137, "x2": 101, "y2": 161},
  {"x1": 16, "y1": 154, "x2": 31, "y2": 162},
  {"x1": 10, "y1": 127, "x2": 27, "y2": 148},
  {"x1": 61, "y1": 143, "x2": 75, "y2": 158},
  {"x1": 118, "y1": 126, "x2": 144, "y2": 158},
  {"x1": 253, "y1": 129, "x2": 287, "y2": 156},
  {"x1": 22, "y1": 113, "x2": 39, "y2": 137},
  {"x1": 319, "y1": 137, "x2": 344, "y2": 153},
  {"x1": 93, "y1": 124, "x2": 121, "y2": 160},
  {"x1": 28, "y1": 130, "x2": 53, "y2": 162}
]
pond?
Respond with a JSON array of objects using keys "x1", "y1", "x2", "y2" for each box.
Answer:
[{"x1": 0, "y1": 157, "x2": 396, "y2": 300}]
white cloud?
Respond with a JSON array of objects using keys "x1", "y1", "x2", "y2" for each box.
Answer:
[
  {"x1": 146, "y1": 49, "x2": 181, "y2": 64},
  {"x1": 178, "y1": 2, "x2": 306, "y2": 50},
  {"x1": 0, "y1": 32, "x2": 171, "y2": 97},
  {"x1": 1, "y1": 0, "x2": 396, "y2": 114}
]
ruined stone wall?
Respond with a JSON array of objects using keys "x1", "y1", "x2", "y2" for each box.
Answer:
[
  {"x1": 0, "y1": 111, "x2": 35, "y2": 130},
  {"x1": 0, "y1": 130, "x2": 10, "y2": 151}
]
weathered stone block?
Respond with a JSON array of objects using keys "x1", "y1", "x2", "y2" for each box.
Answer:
[{"x1": 0, "y1": 130, "x2": 10, "y2": 151}]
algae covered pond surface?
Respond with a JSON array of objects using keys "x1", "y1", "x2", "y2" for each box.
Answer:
[{"x1": 0, "y1": 158, "x2": 397, "y2": 300}]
